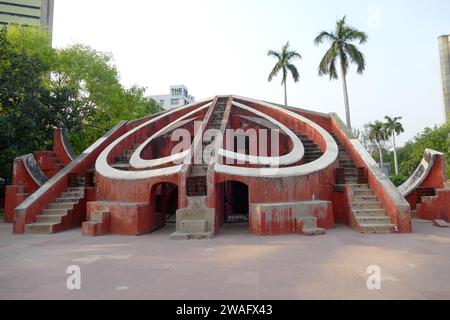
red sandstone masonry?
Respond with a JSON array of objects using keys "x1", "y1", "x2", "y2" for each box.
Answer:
[
  {"x1": 13, "y1": 122, "x2": 129, "y2": 234},
  {"x1": 330, "y1": 114, "x2": 412, "y2": 233}
]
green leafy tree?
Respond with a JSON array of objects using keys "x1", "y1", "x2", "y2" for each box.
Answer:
[
  {"x1": 384, "y1": 116, "x2": 404, "y2": 175},
  {"x1": 314, "y1": 16, "x2": 368, "y2": 131},
  {"x1": 0, "y1": 25, "x2": 161, "y2": 181},
  {"x1": 398, "y1": 123, "x2": 450, "y2": 178},
  {"x1": 267, "y1": 42, "x2": 302, "y2": 106},
  {"x1": 368, "y1": 121, "x2": 389, "y2": 170},
  {"x1": 0, "y1": 27, "x2": 53, "y2": 180}
]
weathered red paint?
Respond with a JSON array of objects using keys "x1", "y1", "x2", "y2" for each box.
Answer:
[
  {"x1": 405, "y1": 154, "x2": 447, "y2": 210},
  {"x1": 330, "y1": 117, "x2": 412, "y2": 233}
]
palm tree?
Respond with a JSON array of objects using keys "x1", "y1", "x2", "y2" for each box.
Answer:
[
  {"x1": 384, "y1": 116, "x2": 404, "y2": 175},
  {"x1": 314, "y1": 16, "x2": 368, "y2": 131},
  {"x1": 368, "y1": 121, "x2": 388, "y2": 172},
  {"x1": 267, "y1": 42, "x2": 302, "y2": 106}
]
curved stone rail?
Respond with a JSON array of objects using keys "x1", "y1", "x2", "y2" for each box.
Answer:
[
  {"x1": 96, "y1": 98, "x2": 214, "y2": 181},
  {"x1": 399, "y1": 149, "x2": 445, "y2": 197},
  {"x1": 61, "y1": 128, "x2": 76, "y2": 160},
  {"x1": 217, "y1": 101, "x2": 304, "y2": 167},
  {"x1": 13, "y1": 121, "x2": 128, "y2": 234},
  {"x1": 129, "y1": 103, "x2": 212, "y2": 169},
  {"x1": 330, "y1": 113, "x2": 411, "y2": 233},
  {"x1": 16, "y1": 154, "x2": 49, "y2": 187},
  {"x1": 214, "y1": 97, "x2": 339, "y2": 178}
]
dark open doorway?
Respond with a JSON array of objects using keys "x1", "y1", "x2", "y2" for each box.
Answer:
[
  {"x1": 224, "y1": 181, "x2": 249, "y2": 223},
  {"x1": 152, "y1": 183, "x2": 178, "y2": 224}
]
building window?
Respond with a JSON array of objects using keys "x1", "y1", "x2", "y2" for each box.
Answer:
[
  {"x1": 160, "y1": 100, "x2": 165, "y2": 106},
  {"x1": 171, "y1": 99, "x2": 179, "y2": 105}
]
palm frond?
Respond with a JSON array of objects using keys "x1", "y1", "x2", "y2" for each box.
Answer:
[
  {"x1": 267, "y1": 50, "x2": 281, "y2": 59},
  {"x1": 314, "y1": 31, "x2": 336, "y2": 45},
  {"x1": 344, "y1": 43, "x2": 366, "y2": 74},
  {"x1": 318, "y1": 45, "x2": 338, "y2": 79},
  {"x1": 268, "y1": 63, "x2": 281, "y2": 82},
  {"x1": 286, "y1": 64, "x2": 300, "y2": 82},
  {"x1": 286, "y1": 51, "x2": 302, "y2": 60},
  {"x1": 343, "y1": 26, "x2": 368, "y2": 44}
]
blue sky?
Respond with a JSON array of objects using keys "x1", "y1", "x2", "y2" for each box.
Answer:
[{"x1": 52, "y1": 0, "x2": 450, "y2": 145}]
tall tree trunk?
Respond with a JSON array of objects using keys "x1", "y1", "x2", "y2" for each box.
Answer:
[
  {"x1": 340, "y1": 63, "x2": 352, "y2": 131},
  {"x1": 284, "y1": 81, "x2": 287, "y2": 107},
  {"x1": 392, "y1": 133, "x2": 399, "y2": 175}
]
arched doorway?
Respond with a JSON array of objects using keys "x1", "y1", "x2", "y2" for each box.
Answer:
[
  {"x1": 223, "y1": 181, "x2": 249, "y2": 224},
  {"x1": 151, "y1": 183, "x2": 178, "y2": 226}
]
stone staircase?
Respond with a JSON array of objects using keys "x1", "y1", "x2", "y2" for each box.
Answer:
[
  {"x1": 112, "y1": 144, "x2": 141, "y2": 171},
  {"x1": 348, "y1": 184, "x2": 396, "y2": 234},
  {"x1": 297, "y1": 134, "x2": 324, "y2": 164},
  {"x1": 24, "y1": 177, "x2": 86, "y2": 234},
  {"x1": 330, "y1": 133, "x2": 397, "y2": 234}
]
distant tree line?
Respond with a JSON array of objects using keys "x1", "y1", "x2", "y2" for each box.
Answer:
[{"x1": 0, "y1": 25, "x2": 162, "y2": 183}]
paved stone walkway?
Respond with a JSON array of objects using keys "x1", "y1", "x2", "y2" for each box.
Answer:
[{"x1": 0, "y1": 220, "x2": 449, "y2": 300}]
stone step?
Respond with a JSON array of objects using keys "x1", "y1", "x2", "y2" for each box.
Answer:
[
  {"x1": 49, "y1": 203, "x2": 76, "y2": 210},
  {"x1": 353, "y1": 190, "x2": 374, "y2": 196},
  {"x1": 42, "y1": 208, "x2": 69, "y2": 216},
  {"x1": 353, "y1": 195, "x2": 378, "y2": 202},
  {"x1": 349, "y1": 184, "x2": 370, "y2": 190},
  {"x1": 55, "y1": 197, "x2": 81, "y2": 204},
  {"x1": 360, "y1": 223, "x2": 396, "y2": 234},
  {"x1": 61, "y1": 192, "x2": 84, "y2": 198},
  {"x1": 36, "y1": 214, "x2": 65, "y2": 223},
  {"x1": 115, "y1": 155, "x2": 130, "y2": 162},
  {"x1": 356, "y1": 216, "x2": 392, "y2": 224},
  {"x1": 301, "y1": 217, "x2": 318, "y2": 229},
  {"x1": 352, "y1": 209, "x2": 387, "y2": 217},
  {"x1": 445, "y1": 181, "x2": 450, "y2": 189},
  {"x1": 350, "y1": 202, "x2": 383, "y2": 210},
  {"x1": 112, "y1": 163, "x2": 130, "y2": 171},
  {"x1": 67, "y1": 187, "x2": 85, "y2": 193},
  {"x1": 179, "y1": 220, "x2": 208, "y2": 234},
  {"x1": 169, "y1": 231, "x2": 214, "y2": 240},
  {"x1": 303, "y1": 228, "x2": 326, "y2": 236},
  {"x1": 25, "y1": 223, "x2": 57, "y2": 234}
]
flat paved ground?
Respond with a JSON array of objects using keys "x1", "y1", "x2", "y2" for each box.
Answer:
[{"x1": 0, "y1": 220, "x2": 449, "y2": 300}]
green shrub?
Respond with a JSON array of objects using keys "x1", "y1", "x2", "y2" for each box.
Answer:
[{"x1": 390, "y1": 175, "x2": 409, "y2": 187}]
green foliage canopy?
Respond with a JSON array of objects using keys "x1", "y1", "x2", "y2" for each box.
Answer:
[{"x1": 0, "y1": 25, "x2": 161, "y2": 182}]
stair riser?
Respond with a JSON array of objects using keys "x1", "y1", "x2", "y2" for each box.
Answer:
[
  {"x1": 43, "y1": 209, "x2": 68, "y2": 216},
  {"x1": 353, "y1": 211, "x2": 387, "y2": 217},
  {"x1": 25, "y1": 224, "x2": 55, "y2": 234},
  {"x1": 36, "y1": 216, "x2": 63, "y2": 223},
  {"x1": 356, "y1": 217, "x2": 392, "y2": 224},
  {"x1": 353, "y1": 191, "x2": 374, "y2": 196},
  {"x1": 49, "y1": 203, "x2": 75, "y2": 210},
  {"x1": 351, "y1": 203, "x2": 383, "y2": 210},
  {"x1": 353, "y1": 196, "x2": 378, "y2": 202},
  {"x1": 360, "y1": 225, "x2": 396, "y2": 234},
  {"x1": 55, "y1": 198, "x2": 80, "y2": 204}
]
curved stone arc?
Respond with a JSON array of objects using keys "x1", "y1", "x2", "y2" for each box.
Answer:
[
  {"x1": 96, "y1": 98, "x2": 215, "y2": 181},
  {"x1": 16, "y1": 154, "x2": 49, "y2": 186},
  {"x1": 130, "y1": 103, "x2": 212, "y2": 169},
  {"x1": 214, "y1": 96, "x2": 339, "y2": 178},
  {"x1": 60, "y1": 128, "x2": 76, "y2": 160},
  {"x1": 217, "y1": 101, "x2": 304, "y2": 167},
  {"x1": 398, "y1": 149, "x2": 444, "y2": 197}
]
